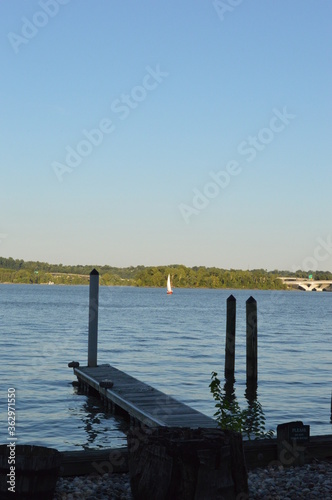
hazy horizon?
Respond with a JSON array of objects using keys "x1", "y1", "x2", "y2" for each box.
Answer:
[{"x1": 1, "y1": 254, "x2": 331, "y2": 275}]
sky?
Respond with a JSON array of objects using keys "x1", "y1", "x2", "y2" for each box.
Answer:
[{"x1": 0, "y1": 0, "x2": 331, "y2": 271}]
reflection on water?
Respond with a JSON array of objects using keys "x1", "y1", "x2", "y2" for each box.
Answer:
[
  {"x1": 244, "y1": 380, "x2": 274, "y2": 439},
  {"x1": 211, "y1": 373, "x2": 274, "y2": 439},
  {"x1": 68, "y1": 387, "x2": 129, "y2": 450}
]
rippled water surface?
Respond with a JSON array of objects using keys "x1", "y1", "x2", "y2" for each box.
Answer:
[{"x1": 0, "y1": 284, "x2": 331, "y2": 450}]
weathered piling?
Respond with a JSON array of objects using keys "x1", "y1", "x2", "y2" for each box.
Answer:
[
  {"x1": 88, "y1": 269, "x2": 99, "y2": 367},
  {"x1": 225, "y1": 294, "x2": 236, "y2": 380},
  {"x1": 128, "y1": 427, "x2": 248, "y2": 500},
  {"x1": 0, "y1": 445, "x2": 61, "y2": 499},
  {"x1": 246, "y1": 296, "x2": 257, "y2": 383}
]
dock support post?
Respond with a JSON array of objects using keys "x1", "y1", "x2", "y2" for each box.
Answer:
[
  {"x1": 225, "y1": 294, "x2": 236, "y2": 380},
  {"x1": 88, "y1": 268, "x2": 99, "y2": 367},
  {"x1": 246, "y1": 296, "x2": 257, "y2": 383}
]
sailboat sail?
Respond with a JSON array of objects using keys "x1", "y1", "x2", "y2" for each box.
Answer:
[{"x1": 167, "y1": 274, "x2": 173, "y2": 294}]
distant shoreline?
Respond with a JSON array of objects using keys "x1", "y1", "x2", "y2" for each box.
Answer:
[{"x1": 1, "y1": 256, "x2": 331, "y2": 291}]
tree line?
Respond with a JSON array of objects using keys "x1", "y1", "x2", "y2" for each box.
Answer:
[
  {"x1": 0, "y1": 256, "x2": 331, "y2": 289},
  {"x1": 134, "y1": 266, "x2": 285, "y2": 289}
]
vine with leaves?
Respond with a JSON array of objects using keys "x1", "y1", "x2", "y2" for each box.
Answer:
[{"x1": 210, "y1": 371, "x2": 274, "y2": 439}]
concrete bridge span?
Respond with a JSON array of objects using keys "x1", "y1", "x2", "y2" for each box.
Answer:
[{"x1": 278, "y1": 277, "x2": 332, "y2": 292}]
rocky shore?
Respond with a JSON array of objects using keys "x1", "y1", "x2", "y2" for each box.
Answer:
[
  {"x1": 248, "y1": 460, "x2": 332, "y2": 499},
  {"x1": 53, "y1": 460, "x2": 332, "y2": 499},
  {"x1": 53, "y1": 472, "x2": 132, "y2": 499}
]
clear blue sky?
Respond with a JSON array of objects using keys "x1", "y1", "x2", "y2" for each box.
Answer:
[{"x1": 1, "y1": 0, "x2": 331, "y2": 271}]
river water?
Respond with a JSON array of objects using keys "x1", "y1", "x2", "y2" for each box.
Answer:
[{"x1": 0, "y1": 284, "x2": 331, "y2": 450}]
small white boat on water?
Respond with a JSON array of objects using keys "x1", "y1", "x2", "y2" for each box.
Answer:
[{"x1": 166, "y1": 274, "x2": 173, "y2": 295}]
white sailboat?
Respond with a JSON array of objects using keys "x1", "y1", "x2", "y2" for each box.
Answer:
[{"x1": 166, "y1": 274, "x2": 173, "y2": 294}]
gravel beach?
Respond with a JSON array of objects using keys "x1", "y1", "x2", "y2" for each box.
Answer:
[
  {"x1": 248, "y1": 460, "x2": 332, "y2": 499},
  {"x1": 53, "y1": 460, "x2": 332, "y2": 499},
  {"x1": 53, "y1": 472, "x2": 132, "y2": 500}
]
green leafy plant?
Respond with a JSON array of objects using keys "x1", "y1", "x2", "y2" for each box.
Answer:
[{"x1": 210, "y1": 371, "x2": 274, "y2": 439}]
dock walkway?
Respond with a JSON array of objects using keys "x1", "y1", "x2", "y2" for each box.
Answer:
[{"x1": 73, "y1": 364, "x2": 216, "y2": 429}]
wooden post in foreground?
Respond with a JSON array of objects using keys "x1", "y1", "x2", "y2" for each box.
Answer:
[
  {"x1": 128, "y1": 427, "x2": 248, "y2": 499},
  {"x1": 225, "y1": 295, "x2": 236, "y2": 380},
  {"x1": 246, "y1": 296, "x2": 257, "y2": 383},
  {"x1": 88, "y1": 269, "x2": 99, "y2": 367}
]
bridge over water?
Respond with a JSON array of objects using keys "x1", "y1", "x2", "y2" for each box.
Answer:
[{"x1": 278, "y1": 277, "x2": 332, "y2": 292}]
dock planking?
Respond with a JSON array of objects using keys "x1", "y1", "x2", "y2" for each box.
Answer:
[{"x1": 73, "y1": 364, "x2": 216, "y2": 429}]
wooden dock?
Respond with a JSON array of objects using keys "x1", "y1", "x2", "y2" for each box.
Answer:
[
  {"x1": 61, "y1": 273, "x2": 332, "y2": 481},
  {"x1": 73, "y1": 364, "x2": 216, "y2": 429}
]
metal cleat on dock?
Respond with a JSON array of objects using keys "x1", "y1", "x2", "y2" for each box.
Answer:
[
  {"x1": 99, "y1": 379, "x2": 114, "y2": 389},
  {"x1": 68, "y1": 361, "x2": 80, "y2": 368}
]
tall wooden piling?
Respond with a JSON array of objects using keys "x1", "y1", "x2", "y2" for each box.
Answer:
[
  {"x1": 225, "y1": 294, "x2": 236, "y2": 380},
  {"x1": 88, "y1": 269, "x2": 99, "y2": 367},
  {"x1": 246, "y1": 296, "x2": 257, "y2": 383}
]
